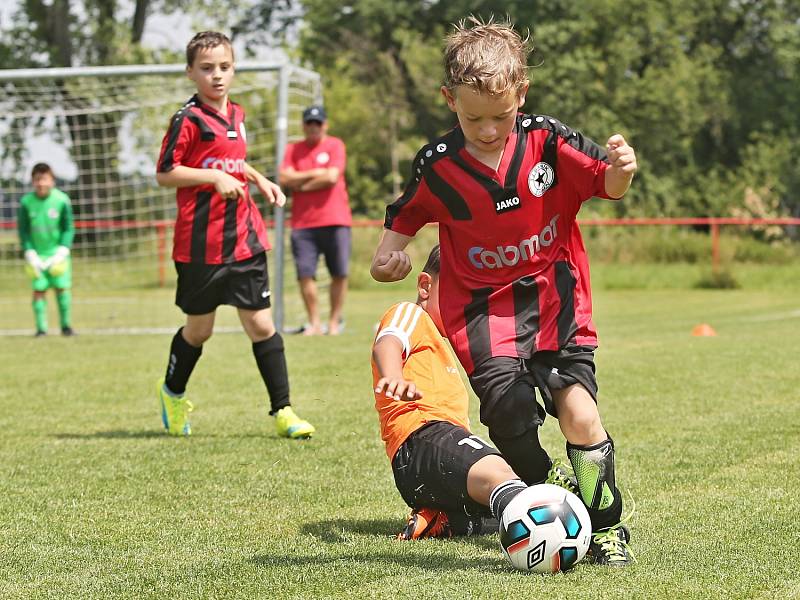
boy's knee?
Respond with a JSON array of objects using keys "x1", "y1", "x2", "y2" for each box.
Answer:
[
  {"x1": 183, "y1": 326, "x2": 212, "y2": 346},
  {"x1": 482, "y1": 378, "x2": 545, "y2": 440}
]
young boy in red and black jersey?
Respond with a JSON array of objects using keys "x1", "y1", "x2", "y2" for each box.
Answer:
[
  {"x1": 371, "y1": 18, "x2": 637, "y2": 565},
  {"x1": 155, "y1": 31, "x2": 314, "y2": 439}
]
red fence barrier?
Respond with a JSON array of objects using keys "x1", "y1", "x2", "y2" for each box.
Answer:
[{"x1": 2, "y1": 217, "x2": 799, "y2": 286}]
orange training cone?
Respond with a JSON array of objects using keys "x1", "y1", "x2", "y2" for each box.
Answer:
[{"x1": 691, "y1": 323, "x2": 717, "y2": 337}]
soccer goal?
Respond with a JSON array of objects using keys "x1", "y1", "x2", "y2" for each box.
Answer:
[{"x1": 0, "y1": 63, "x2": 321, "y2": 335}]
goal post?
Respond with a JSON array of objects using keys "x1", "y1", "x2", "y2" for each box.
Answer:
[{"x1": 0, "y1": 62, "x2": 322, "y2": 335}]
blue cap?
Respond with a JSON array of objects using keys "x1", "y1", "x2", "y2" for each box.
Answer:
[{"x1": 302, "y1": 105, "x2": 327, "y2": 123}]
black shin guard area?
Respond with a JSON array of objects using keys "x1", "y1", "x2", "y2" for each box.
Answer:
[
  {"x1": 484, "y1": 379, "x2": 551, "y2": 485},
  {"x1": 164, "y1": 327, "x2": 202, "y2": 395},
  {"x1": 252, "y1": 333, "x2": 290, "y2": 414},
  {"x1": 567, "y1": 436, "x2": 623, "y2": 530}
]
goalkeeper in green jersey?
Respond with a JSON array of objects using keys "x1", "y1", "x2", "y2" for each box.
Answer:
[{"x1": 17, "y1": 163, "x2": 75, "y2": 337}]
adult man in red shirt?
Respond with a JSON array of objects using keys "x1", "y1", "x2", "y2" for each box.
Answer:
[{"x1": 279, "y1": 106, "x2": 352, "y2": 336}]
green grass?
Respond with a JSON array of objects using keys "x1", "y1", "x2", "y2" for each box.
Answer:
[{"x1": 1, "y1": 280, "x2": 800, "y2": 598}]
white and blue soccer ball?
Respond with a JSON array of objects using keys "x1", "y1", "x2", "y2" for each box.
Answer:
[{"x1": 499, "y1": 483, "x2": 592, "y2": 573}]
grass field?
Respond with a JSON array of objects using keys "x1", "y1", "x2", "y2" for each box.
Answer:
[{"x1": 2, "y1": 271, "x2": 800, "y2": 598}]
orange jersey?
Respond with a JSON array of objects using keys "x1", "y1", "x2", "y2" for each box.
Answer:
[{"x1": 372, "y1": 301, "x2": 471, "y2": 460}]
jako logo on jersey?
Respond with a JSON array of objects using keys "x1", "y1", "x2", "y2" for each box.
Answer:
[
  {"x1": 468, "y1": 215, "x2": 560, "y2": 269},
  {"x1": 316, "y1": 151, "x2": 330, "y2": 165},
  {"x1": 202, "y1": 157, "x2": 246, "y2": 173},
  {"x1": 495, "y1": 196, "x2": 521, "y2": 214},
  {"x1": 528, "y1": 161, "x2": 555, "y2": 197}
]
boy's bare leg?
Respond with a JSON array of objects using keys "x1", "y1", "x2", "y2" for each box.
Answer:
[
  {"x1": 298, "y1": 277, "x2": 322, "y2": 335},
  {"x1": 551, "y1": 384, "x2": 606, "y2": 446},
  {"x1": 182, "y1": 312, "x2": 216, "y2": 346},
  {"x1": 466, "y1": 454, "x2": 519, "y2": 506}
]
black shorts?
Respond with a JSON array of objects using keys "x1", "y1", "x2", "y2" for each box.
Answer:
[
  {"x1": 391, "y1": 421, "x2": 500, "y2": 516},
  {"x1": 468, "y1": 346, "x2": 598, "y2": 432},
  {"x1": 174, "y1": 252, "x2": 271, "y2": 315},
  {"x1": 290, "y1": 225, "x2": 351, "y2": 279}
]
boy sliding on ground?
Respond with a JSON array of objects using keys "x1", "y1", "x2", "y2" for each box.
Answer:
[
  {"x1": 372, "y1": 245, "x2": 575, "y2": 539},
  {"x1": 371, "y1": 18, "x2": 637, "y2": 564},
  {"x1": 17, "y1": 162, "x2": 75, "y2": 337},
  {"x1": 155, "y1": 31, "x2": 314, "y2": 438}
]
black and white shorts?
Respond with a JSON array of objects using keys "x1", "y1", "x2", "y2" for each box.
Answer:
[
  {"x1": 174, "y1": 252, "x2": 271, "y2": 315},
  {"x1": 391, "y1": 421, "x2": 501, "y2": 516}
]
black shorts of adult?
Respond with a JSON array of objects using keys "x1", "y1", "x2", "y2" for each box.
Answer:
[
  {"x1": 290, "y1": 225, "x2": 351, "y2": 279},
  {"x1": 391, "y1": 420, "x2": 500, "y2": 517},
  {"x1": 174, "y1": 252, "x2": 271, "y2": 315},
  {"x1": 468, "y1": 346, "x2": 599, "y2": 438}
]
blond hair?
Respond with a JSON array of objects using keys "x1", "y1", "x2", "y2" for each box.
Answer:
[{"x1": 443, "y1": 16, "x2": 530, "y2": 96}]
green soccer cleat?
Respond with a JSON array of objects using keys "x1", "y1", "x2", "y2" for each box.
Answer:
[
  {"x1": 274, "y1": 406, "x2": 315, "y2": 439},
  {"x1": 545, "y1": 458, "x2": 579, "y2": 494},
  {"x1": 157, "y1": 378, "x2": 193, "y2": 436}
]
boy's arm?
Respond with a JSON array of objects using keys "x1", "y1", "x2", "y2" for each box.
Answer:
[
  {"x1": 59, "y1": 198, "x2": 75, "y2": 248},
  {"x1": 604, "y1": 134, "x2": 637, "y2": 199},
  {"x1": 244, "y1": 162, "x2": 285, "y2": 207},
  {"x1": 372, "y1": 335, "x2": 423, "y2": 401},
  {"x1": 370, "y1": 229, "x2": 414, "y2": 282},
  {"x1": 156, "y1": 165, "x2": 246, "y2": 200},
  {"x1": 17, "y1": 203, "x2": 33, "y2": 251}
]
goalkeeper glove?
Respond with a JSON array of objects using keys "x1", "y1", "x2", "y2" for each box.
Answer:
[
  {"x1": 46, "y1": 245, "x2": 70, "y2": 277},
  {"x1": 24, "y1": 249, "x2": 44, "y2": 279}
]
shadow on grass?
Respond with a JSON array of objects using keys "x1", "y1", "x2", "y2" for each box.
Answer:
[
  {"x1": 300, "y1": 518, "x2": 499, "y2": 551},
  {"x1": 51, "y1": 430, "x2": 294, "y2": 441},
  {"x1": 53, "y1": 430, "x2": 166, "y2": 439}
]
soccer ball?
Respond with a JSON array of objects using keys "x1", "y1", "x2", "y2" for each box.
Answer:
[{"x1": 499, "y1": 483, "x2": 592, "y2": 573}]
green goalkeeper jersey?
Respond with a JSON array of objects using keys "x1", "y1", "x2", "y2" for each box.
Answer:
[{"x1": 17, "y1": 188, "x2": 74, "y2": 257}]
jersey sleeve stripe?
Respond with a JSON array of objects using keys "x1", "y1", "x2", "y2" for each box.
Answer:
[
  {"x1": 158, "y1": 111, "x2": 188, "y2": 172},
  {"x1": 375, "y1": 327, "x2": 411, "y2": 359}
]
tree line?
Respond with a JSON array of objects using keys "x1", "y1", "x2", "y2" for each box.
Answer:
[{"x1": 2, "y1": 0, "x2": 798, "y2": 227}]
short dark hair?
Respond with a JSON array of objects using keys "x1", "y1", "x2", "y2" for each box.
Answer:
[
  {"x1": 31, "y1": 163, "x2": 53, "y2": 178},
  {"x1": 421, "y1": 244, "x2": 440, "y2": 276},
  {"x1": 186, "y1": 31, "x2": 233, "y2": 66}
]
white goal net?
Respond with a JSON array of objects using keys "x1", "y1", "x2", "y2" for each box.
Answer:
[{"x1": 0, "y1": 63, "x2": 321, "y2": 335}]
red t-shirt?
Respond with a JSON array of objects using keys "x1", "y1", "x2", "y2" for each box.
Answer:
[
  {"x1": 385, "y1": 114, "x2": 610, "y2": 374},
  {"x1": 281, "y1": 135, "x2": 351, "y2": 229},
  {"x1": 157, "y1": 94, "x2": 270, "y2": 264}
]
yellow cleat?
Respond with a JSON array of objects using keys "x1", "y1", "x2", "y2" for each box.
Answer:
[
  {"x1": 274, "y1": 406, "x2": 315, "y2": 439},
  {"x1": 157, "y1": 378, "x2": 193, "y2": 436}
]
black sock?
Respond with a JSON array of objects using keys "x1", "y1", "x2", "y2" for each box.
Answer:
[
  {"x1": 489, "y1": 479, "x2": 527, "y2": 520},
  {"x1": 489, "y1": 429, "x2": 552, "y2": 485},
  {"x1": 567, "y1": 436, "x2": 623, "y2": 530},
  {"x1": 164, "y1": 327, "x2": 202, "y2": 395},
  {"x1": 252, "y1": 333, "x2": 290, "y2": 415}
]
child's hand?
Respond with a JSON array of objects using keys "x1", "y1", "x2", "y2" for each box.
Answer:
[
  {"x1": 374, "y1": 376, "x2": 423, "y2": 401},
  {"x1": 213, "y1": 171, "x2": 246, "y2": 200},
  {"x1": 606, "y1": 134, "x2": 637, "y2": 175},
  {"x1": 254, "y1": 175, "x2": 286, "y2": 207},
  {"x1": 371, "y1": 250, "x2": 412, "y2": 282}
]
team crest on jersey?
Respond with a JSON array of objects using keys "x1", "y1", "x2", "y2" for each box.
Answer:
[
  {"x1": 316, "y1": 151, "x2": 330, "y2": 165},
  {"x1": 48, "y1": 208, "x2": 59, "y2": 219},
  {"x1": 528, "y1": 162, "x2": 555, "y2": 197}
]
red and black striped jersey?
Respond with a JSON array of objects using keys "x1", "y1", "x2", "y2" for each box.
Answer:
[
  {"x1": 385, "y1": 114, "x2": 611, "y2": 374},
  {"x1": 157, "y1": 94, "x2": 270, "y2": 264}
]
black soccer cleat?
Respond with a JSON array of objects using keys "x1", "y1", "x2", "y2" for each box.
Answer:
[
  {"x1": 34, "y1": 330, "x2": 47, "y2": 337},
  {"x1": 588, "y1": 524, "x2": 634, "y2": 566},
  {"x1": 61, "y1": 327, "x2": 75, "y2": 337}
]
